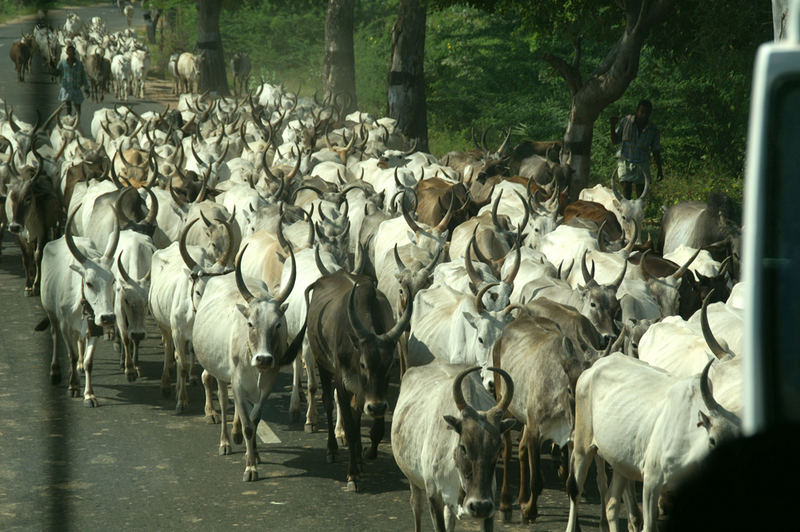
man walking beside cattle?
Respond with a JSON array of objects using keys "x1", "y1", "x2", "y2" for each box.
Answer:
[
  {"x1": 54, "y1": 43, "x2": 90, "y2": 118},
  {"x1": 610, "y1": 99, "x2": 664, "y2": 199}
]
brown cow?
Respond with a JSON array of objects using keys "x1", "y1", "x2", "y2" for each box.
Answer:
[{"x1": 9, "y1": 37, "x2": 33, "y2": 82}]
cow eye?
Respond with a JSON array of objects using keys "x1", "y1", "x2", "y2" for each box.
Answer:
[
  {"x1": 590, "y1": 302, "x2": 596, "y2": 308},
  {"x1": 359, "y1": 361, "x2": 366, "y2": 370},
  {"x1": 86, "y1": 282, "x2": 94, "y2": 289},
  {"x1": 709, "y1": 437, "x2": 716, "y2": 447},
  {"x1": 247, "y1": 321, "x2": 253, "y2": 328},
  {"x1": 459, "y1": 444, "x2": 467, "y2": 455},
  {"x1": 478, "y1": 337, "x2": 484, "y2": 344}
]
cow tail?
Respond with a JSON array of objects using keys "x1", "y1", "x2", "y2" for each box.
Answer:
[{"x1": 34, "y1": 316, "x2": 50, "y2": 331}]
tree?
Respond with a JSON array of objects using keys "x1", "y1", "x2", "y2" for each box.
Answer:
[
  {"x1": 387, "y1": 0, "x2": 429, "y2": 152},
  {"x1": 196, "y1": 0, "x2": 229, "y2": 95},
  {"x1": 323, "y1": 0, "x2": 357, "y2": 115}
]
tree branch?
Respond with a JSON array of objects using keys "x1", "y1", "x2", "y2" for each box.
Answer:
[{"x1": 543, "y1": 52, "x2": 583, "y2": 96}]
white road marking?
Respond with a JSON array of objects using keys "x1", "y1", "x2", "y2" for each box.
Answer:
[{"x1": 257, "y1": 422, "x2": 280, "y2": 444}]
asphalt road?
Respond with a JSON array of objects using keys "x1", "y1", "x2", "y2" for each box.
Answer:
[{"x1": 0, "y1": 4, "x2": 606, "y2": 531}]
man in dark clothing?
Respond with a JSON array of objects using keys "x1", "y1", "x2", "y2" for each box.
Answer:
[
  {"x1": 54, "y1": 44, "x2": 90, "y2": 117},
  {"x1": 610, "y1": 99, "x2": 664, "y2": 199}
]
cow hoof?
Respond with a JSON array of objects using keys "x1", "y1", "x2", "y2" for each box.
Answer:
[
  {"x1": 24, "y1": 288, "x2": 33, "y2": 297},
  {"x1": 204, "y1": 413, "x2": 220, "y2": 424},
  {"x1": 70, "y1": 387, "x2": 81, "y2": 398},
  {"x1": 219, "y1": 444, "x2": 231, "y2": 456},
  {"x1": 83, "y1": 395, "x2": 98, "y2": 408},
  {"x1": 363, "y1": 447, "x2": 377, "y2": 460},
  {"x1": 243, "y1": 468, "x2": 258, "y2": 482},
  {"x1": 345, "y1": 480, "x2": 358, "y2": 492},
  {"x1": 336, "y1": 436, "x2": 347, "y2": 447},
  {"x1": 232, "y1": 432, "x2": 243, "y2": 445},
  {"x1": 502, "y1": 509, "x2": 512, "y2": 523},
  {"x1": 175, "y1": 403, "x2": 186, "y2": 415},
  {"x1": 304, "y1": 423, "x2": 315, "y2": 433},
  {"x1": 126, "y1": 371, "x2": 137, "y2": 383}
]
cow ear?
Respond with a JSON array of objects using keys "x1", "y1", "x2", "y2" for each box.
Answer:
[
  {"x1": 697, "y1": 410, "x2": 711, "y2": 430},
  {"x1": 235, "y1": 303, "x2": 249, "y2": 317},
  {"x1": 280, "y1": 302, "x2": 289, "y2": 314},
  {"x1": 443, "y1": 415, "x2": 462, "y2": 434},
  {"x1": 500, "y1": 419, "x2": 516, "y2": 434},
  {"x1": 462, "y1": 312, "x2": 478, "y2": 329},
  {"x1": 69, "y1": 264, "x2": 83, "y2": 275}
]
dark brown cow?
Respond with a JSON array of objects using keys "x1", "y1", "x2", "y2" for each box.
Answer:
[
  {"x1": 304, "y1": 270, "x2": 412, "y2": 491},
  {"x1": 85, "y1": 52, "x2": 111, "y2": 102},
  {"x1": 9, "y1": 38, "x2": 32, "y2": 82},
  {"x1": 564, "y1": 199, "x2": 624, "y2": 242},
  {"x1": 5, "y1": 162, "x2": 62, "y2": 295},
  {"x1": 414, "y1": 176, "x2": 469, "y2": 231}
]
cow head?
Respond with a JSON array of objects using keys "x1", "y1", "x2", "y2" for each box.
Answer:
[
  {"x1": 577, "y1": 250, "x2": 626, "y2": 342},
  {"x1": 347, "y1": 279, "x2": 412, "y2": 418},
  {"x1": 611, "y1": 170, "x2": 649, "y2": 243},
  {"x1": 235, "y1": 243, "x2": 299, "y2": 370},
  {"x1": 640, "y1": 248, "x2": 702, "y2": 318},
  {"x1": 114, "y1": 252, "x2": 149, "y2": 346},
  {"x1": 462, "y1": 284, "x2": 516, "y2": 390},
  {"x1": 65, "y1": 207, "x2": 118, "y2": 329},
  {"x1": 696, "y1": 361, "x2": 741, "y2": 449},
  {"x1": 443, "y1": 366, "x2": 515, "y2": 521},
  {"x1": 392, "y1": 239, "x2": 443, "y2": 313},
  {"x1": 179, "y1": 218, "x2": 234, "y2": 309}
]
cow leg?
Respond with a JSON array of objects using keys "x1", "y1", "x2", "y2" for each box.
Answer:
[
  {"x1": 605, "y1": 471, "x2": 628, "y2": 532},
  {"x1": 521, "y1": 427, "x2": 542, "y2": 524},
  {"x1": 173, "y1": 334, "x2": 190, "y2": 413},
  {"x1": 365, "y1": 413, "x2": 384, "y2": 460},
  {"x1": 595, "y1": 455, "x2": 611, "y2": 532},
  {"x1": 48, "y1": 314, "x2": 62, "y2": 385},
  {"x1": 499, "y1": 428, "x2": 513, "y2": 522},
  {"x1": 518, "y1": 426, "x2": 530, "y2": 509},
  {"x1": 318, "y1": 367, "x2": 337, "y2": 463},
  {"x1": 334, "y1": 383, "x2": 361, "y2": 491},
  {"x1": 623, "y1": 480, "x2": 643, "y2": 532},
  {"x1": 334, "y1": 389, "x2": 347, "y2": 447},
  {"x1": 303, "y1": 343, "x2": 319, "y2": 432},
  {"x1": 32, "y1": 241, "x2": 43, "y2": 296},
  {"x1": 641, "y1": 478, "x2": 660, "y2": 532},
  {"x1": 232, "y1": 381, "x2": 259, "y2": 482},
  {"x1": 216, "y1": 377, "x2": 231, "y2": 456},
  {"x1": 82, "y1": 336, "x2": 99, "y2": 407},
  {"x1": 159, "y1": 328, "x2": 174, "y2": 398},
  {"x1": 19, "y1": 243, "x2": 33, "y2": 294},
  {"x1": 289, "y1": 356, "x2": 302, "y2": 423},
  {"x1": 123, "y1": 334, "x2": 138, "y2": 381},
  {"x1": 427, "y1": 494, "x2": 447, "y2": 532},
  {"x1": 398, "y1": 332, "x2": 409, "y2": 377},
  {"x1": 132, "y1": 338, "x2": 142, "y2": 379},
  {"x1": 566, "y1": 440, "x2": 597, "y2": 532},
  {"x1": 409, "y1": 484, "x2": 425, "y2": 532},
  {"x1": 202, "y1": 369, "x2": 220, "y2": 424},
  {"x1": 231, "y1": 401, "x2": 243, "y2": 445}
]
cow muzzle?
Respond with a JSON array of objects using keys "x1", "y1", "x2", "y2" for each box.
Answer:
[
  {"x1": 364, "y1": 400, "x2": 387, "y2": 418},
  {"x1": 8, "y1": 223, "x2": 21, "y2": 234},
  {"x1": 99, "y1": 314, "x2": 116, "y2": 325},
  {"x1": 252, "y1": 354, "x2": 275, "y2": 369},
  {"x1": 463, "y1": 498, "x2": 495, "y2": 519}
]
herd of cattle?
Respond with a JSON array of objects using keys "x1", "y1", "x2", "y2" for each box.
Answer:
[{"x1": 1, "y1": 24, "x2": 743, "y2": 532}]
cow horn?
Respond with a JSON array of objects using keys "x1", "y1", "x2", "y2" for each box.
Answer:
[
  {"x1": 475, "y1": 282, "x2": 500, "y2": 315},
  {"x1": 275, "y1": 216, "x2": 290, "y2": 251},
  {"x1": 597, "y1": 218, "x2": 610, "y2": 253},
  {"x1": 611, "y1": 168, "x2": 623, "y2": 201},
  {"x1": 191, "y1": 139, "x2": 206, "y2": 167},
  {"x1": 581, "y1": 250, "x2": 598, "y2": 287},
  {"x1": 179, "y1": 218, "x2": 200, "y2": 272},
  {"x1": 480, "y1": 126, "x2": 490, "y2": 154},
  {"x1": 8, "y1": 110, "x2": 21, "y2": 134},
  {"x1": 352, "y1": 237, "x2": 368, "y2": 275},
  {"x1": 401, "y1": 192, "x2": 424, "y2": 234},
  {"x1": 118, "y1": 147, "x2": 135, "y2": 168},
  {"x1": 304, "y1": 204, "x2": 315, "y2": 248},
  {"x1": 623, "y1": 218, "x2": 640, "y2": 255},
  {"x1": 558, "y1": 259, "x2": 574, "y2": 281},
  {"x1": 610, "y1": 259, "x2": 628, "y2": 290},
  {"x1": 465, "y1": 231, "x2": 483, "y2": 293},
  {"x1": 117, "y1": 253, "x2": 136, "y2": 286},
  {"x1": 378, "y1": 280, "x2": 414, "y2": 344},
  {"x1": 195, "y1": 167, "x2": 210, "y2": 202},
  {"x1": 65, "y1": 206, "x2": 88, "y2": 265},
  {"x1": 701, "y1": 290, "x2": 729, "y2": 359},
  {"x1": 496, "y1": 128, "x2": 512, "y2": 156},
  {"x1": 347, "y1": 282, "x2": 374, "y2": 342},
  {"x1": 234, "y1": 243, "x2": 255, "y2": 303},
  {"x1": 423, "y1": 241, "x2": 443, "y2": 276},
  {"x1": 513, "y1": 190, "x2": 530, "y2": 233},
  {"x1": 699, "y1": 360, "x2": 738, "y2": 426},
  {"x1": 285, "y1": 145, "x2": 302, "y2": 182},
  {"x1": 452, "y1": 366, "x2": 481, "y2": 413},
  {"x1": 490, "y1": 188, "x2": 504, "y2": 229},
  {"x1": 393, "y1": 243, "x2": 406, "y2": 271},
  {"x1": 143, "y1": 186, "x2": 158, "y2": 225},
  {"x1": 640, "y1": 249, "x2": 653, "y2": 280},
  {"x1": 434, "y1": 191, "x2": 456, "y2": 233},
  {"x1": 275, "y1": 244, "x2": 296, "y2": 305},
  {"x1": 215, "y1": 217, "x2": 236, "y2": 267},
  {"x1": 200, "y1": 210, "x2": 213, "y2": 227},
  {"x1": 487, "y1": 366, "x2": 514, "y2": 419},
  {"x1": 103, "y1": 207, "x2": 121, "y2": 262},
  {"x1": 503, "y1": 229, "x2": 522, "y2": 286},
  {"x1": 239, "y1": 123, "x2": 251, "y2": 152},
  {"x1": 314, "y1": 244, "x2": 331, "y2": 276},
  {"x1": 672, "y1": 247, "x2": 702, "y2": 279},
  {"x1": 168, "y1": 177, "x2": 185, "y2": 207},
  {"x1": 640, "y1": 172, "x2": 650, "y2": 202},
  {"x1": 403, "y1": 137, "x2": 417, "y2": 156}
]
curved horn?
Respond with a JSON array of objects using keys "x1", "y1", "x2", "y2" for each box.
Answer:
[
  {"x1": 347, "y1": 282, "x2": 374, "y2": 342},
  {"x1": 495, "y1": 128, "x2": 512, "y2": 156},
  {"x1": 699, "y1": 360, "x2": 731, "y2": 422},
  {"x1": 200, "y1": 210, "x2": 213, "y2": 227},
  {"x1": 622, "y1": 218, "x2": 640, "y2": 255},
  {"x1": 558, "y1": 259, "x2": 574, "y2": 281},
  {"x1": 490, "y1": 188, "x2": 504, "y2": 229},
  {"x1": 401, "y1": 192, "x2": 424, "y2": 234},
  {"x1": 452, "y1": 366, "x2": 481, "y2": 412},
  {"x1": 274, "y1": 245, "x2": 295, "y2": 305},
  {"x1": 117, "y1": 253, "x2": 136, "y2": 286},
  {"x1": 313, "y1": 244, "x2": 331, "y2": 276},
  {"x1": 178, "y1": 218, "x2": 200, "y2": 271},
  {"x1": 103, "y1": 207, "x2": 121, "y2": 262},
  {"x1": 701, "y1": 290, "x2": 729, "y2": 359},
  {"x1": 503, "y1": 229, "x2": 522, "y2": 286},
  {"x1": 597, "y1": 218, "x2": 609, "y2": 253},
  {"x1": 465, "y1": 231, "x2": 483, "y2": 292},
  {"x1": 393, "y1": 243, "x2": 406, "y2": 271},
  {"x1": 143, "y1": 186, "x2": 158, "y2": 225},
  {"x1": 639, "y1": 249, "x2": 653, "y2": 280},
  {"x1": 672, "y1": 247, "x2": 702, "y2": 279},
  {"x1": 191, "y1": 139, "x2": 206, "y2": 167},
  {"x1": 214, "y1": 217, "x2": 236, "y2": 267},
  {"x1": 234, "y1": 243, "x2": 255, "y2": 303},
  {"x1": 513, "y1": 190, "x2": 530, "y2": 233},
  {"x1": 610, "y1": 259, "x2": 628, "y2": 290},
  {"x1": 639, "y1": 171, "x2": 650, "y2": 202},
  {"x1": 611, "y1": 167, "x2": 623, "y2": 201},
  {"x1": 487, "y1": 366, "x2": 514, "y2": 418},
  {"x1": 581, "y1": 250, "x2": 597, "y2": 286},
  {"x1": 475, "y1": 282, "x2": 500, "y2": 315},
  {"x1": 285, "y1": 145, "x2": 302, "y2": 182},
  {"x1": 377, "y1": 280, "x2": 414, "y2": 343},
  {"x1": 169, "y1": 177, "x2": 186, "y2": 207},
  {"x1": 65, "y1": 206, "x2": 88, "y2": 265}
]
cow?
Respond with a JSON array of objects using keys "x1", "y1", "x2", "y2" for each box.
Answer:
[
  {"x1": 392, "y1": 364, "x2": 516, "y2": 532},
  {"x1": 9, "y1": 37, "x2": 33, "y2": 82},
  {"x1": 37, "y1": 209, "x2": 119, "y2": 407},
  {"x1": 492, "y1": 311, "x2": 601, "y2": 523},
  {"x1": 305, "y1": 270, "x2": 412, "y2": 491},
  {"x1": 85, "y1": 52, "x2": 111, "y2": 102},
  {"x1": 176, "y1": 52, "x2": 200, "y2": 94},
  {"x1": 579, "y1": 171, "x2": 650, "y2": 244},
  {"x1": 4, "y1": 161, "x2": 62, "y2": 296},
  {"x1": 230, "y1": 52, "x2": 251, "y2": 97},
  {"x1": 192, "y1": 243, "x2": 305, "y2": 481},
  {"x1": 167, "y1": 53, "x2": 181, "y2": 94},
  {"x1": 565, "y1": 355, "x2": 741, "y2": 532}
]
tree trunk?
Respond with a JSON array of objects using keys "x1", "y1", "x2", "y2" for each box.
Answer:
[
  {"x1": 544, "y1": 1, "x2": 674, "y2": 200},
  {"x1": 387, "y1": 0, "x2": 428, "y2": 152},
  {"x1": 196, "y1": 0, "x2": 228, "y2": 96},
  {"x1": 772, "y1": 0, "x2": 791, "y2": 40},
  {"x1": 323, "y1": 0, "x2": 357, "y2": 116}
]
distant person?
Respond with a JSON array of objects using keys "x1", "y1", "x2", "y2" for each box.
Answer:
[
  {"x1": 54, "y1": 44, "x2": 89, "y2": 118},
  {"x1": 610, "y1": 99, "x2": 664, "y2": 199}
]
